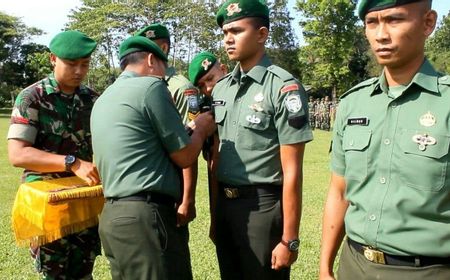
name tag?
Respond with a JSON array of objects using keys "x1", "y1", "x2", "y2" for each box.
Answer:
[
  {"x1": 212, "y1": 100, "x2": 226, "y2": 106},
  {"x1": 347, "y1": 117, "x2": 369, "y2": 126}
]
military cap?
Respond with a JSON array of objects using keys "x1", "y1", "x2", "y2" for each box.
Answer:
[
  {"x1": 134, "y1": 23, "x2": 170, "y2": 40},
  {"x1": 216, "y1": 0, "x2": 270, "y2": 27},
  {"x1": 49, "y1": 30, "x2": 97, "y2": 60},
  {"x1": 119, "y1": 36, "x2": 168, "y2": 62},
  {"x1": 358, "y1": 0, "x2": 425, "y2": 20},
  {"x1": 188, "y1": 52, "x2": 218, "y2": 86}
]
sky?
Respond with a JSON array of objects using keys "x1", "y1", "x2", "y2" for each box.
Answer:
[{"x1": 1, "y1": 0, "x2": 449, "y2": 47}]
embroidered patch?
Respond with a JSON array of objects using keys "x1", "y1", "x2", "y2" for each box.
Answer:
[
  {"x1": 285, "y1": 93, "x2": 302, "y2": 113},
  {"x1": 202, "y1": 58, "x2": 212, "y2": 71},
  {"x1": 227, "y1": 3, "x2": 242, "y2": 16},
  {"x1": 280, "y1": 84, "x2": 299, "y2": 94},
  {"x1": 145, "y1": 30, "x2": 156, "y2": 39},
  {"x1": 184, "y1": 88, "x2": 198, "y2": 96}
]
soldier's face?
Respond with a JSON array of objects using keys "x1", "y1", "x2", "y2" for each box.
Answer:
[
  {"x1": 197, "y1": 63, "x2": 227, "y2": 96},
  {"x1": 222, "y1": 18, "x2": 267, "y2": 63},
  {"x1": 364, "y1": 2, "x2": 436, "y2": 69},
  {"x1": 51, "y1": 55, "x2": 90, "y2": 93}
]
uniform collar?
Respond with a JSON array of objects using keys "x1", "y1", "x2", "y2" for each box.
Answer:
[
  {"x1": 373, "y1": 59, "x2": 439, "y2": 96},
  {"x1": 231, "y1": 54, "x2": 272, "y2": 84},
  {"x1": 119, "y1": 70, "x2": 140, "y2": 79},
  {"x1": 43, "y1": 72, "x2": 88, "y2": 95}
]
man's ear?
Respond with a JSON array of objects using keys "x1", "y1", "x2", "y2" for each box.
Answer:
[
  {"x1": 257, "y1": 26, "x2": 269, "y2": 44},
  {"x1": 220, "y1": 63, "x2": 228, "y2": 75},
  {"x1": 424, "y1": 9, "x2": 438, "y2": 37},
  {"x1": 147, "y1": 53, "x2": 154, "y2": 67},
  {"x1": 50, "y1": 54, "x2": 57, "y2": 67}
]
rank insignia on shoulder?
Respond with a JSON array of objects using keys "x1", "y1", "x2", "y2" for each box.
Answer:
[
  {"x1": 281, "y1": 84, "x2": 299, "y2": 94},
  {"x1": 347, "y1": 117, "x2": 369, "y2": 126},
  {"x1": 212, "y1": 99, "x2": 226, "y2": 106}
]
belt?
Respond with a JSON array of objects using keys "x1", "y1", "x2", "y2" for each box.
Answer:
[
  {"x1": 218, "y1": 183, "x2": 281, "y2": 199},
  {"x1": 348, "y1": 238, "x2": 450, "y2": 267},
  {"x1": 106, "y1": 191, "x2": 175, "y2": 206}
]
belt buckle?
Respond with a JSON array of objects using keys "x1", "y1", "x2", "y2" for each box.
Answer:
[
  {"x1": 363, "y1": 246, "x2": 386, "y2": 264},
  {"x1": 224, "y1": 188, "x2": 239, "y2": 199}
]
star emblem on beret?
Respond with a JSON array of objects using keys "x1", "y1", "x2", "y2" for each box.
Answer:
[
  {"x1": 145, "y1": 30, "x2": 156, "y2": 38},
  {"x1": 201, "y1": 58, "x2": 212, "y2": 71},
  {"x1": 227, "y1": 3, "x2": 242, "y2": 16}
]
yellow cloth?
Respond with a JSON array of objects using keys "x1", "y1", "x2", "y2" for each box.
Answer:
[{"x1": 12, "y1": 176, "x2": 104, "y2": 247}]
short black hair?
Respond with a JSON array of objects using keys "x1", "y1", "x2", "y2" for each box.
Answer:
[
  {"x1": 249, "y1": 17, "x2": 270, "y2": 30},
  {"x1": 119, "y1": 51, "x2": 148, "y2": 70}
]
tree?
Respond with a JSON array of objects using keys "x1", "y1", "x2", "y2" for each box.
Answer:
[
  {"x1": 427, "y1": 11, "x2": 450, "y2": 74},
  {"x1": 267, "y1": 0, "x2": 301, "y2": 78},
  {"x1": 296, "y1": 0, "x2": 364, "y2": 98}
]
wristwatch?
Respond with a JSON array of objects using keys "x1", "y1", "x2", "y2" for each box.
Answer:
[
  {"x1": 281, "y1": 238, "x2": 300, "y2": 252},
  {"x1": 64, "y1": 154, "x2": 77, "y2": 172}
]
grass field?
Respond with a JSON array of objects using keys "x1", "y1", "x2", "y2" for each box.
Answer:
[{"x1": 0, "y1": 108, "x2": 335, "y2": 280}]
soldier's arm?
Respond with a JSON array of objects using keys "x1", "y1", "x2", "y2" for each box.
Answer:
[
  {"x1": 271, "y1": 142, "x2": 304, "y2": 270},
  {"x1": 8, "y1": 139, "x2": 100, "y2": 186},
  {"x1": 319, "y1": 173, "x2": 348, "y2": 280},
  {"x1": 176, "y1": 164, "x2": 198, "y2": 227}
]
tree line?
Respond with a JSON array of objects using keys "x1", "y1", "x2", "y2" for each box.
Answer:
[{"x1": 1, "y1": 0, "x2": 449, "y2": 107}]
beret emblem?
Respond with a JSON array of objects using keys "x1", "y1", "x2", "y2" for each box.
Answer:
[{"x1": 227, "y1": 3, "x2": 242, "y2": 16}]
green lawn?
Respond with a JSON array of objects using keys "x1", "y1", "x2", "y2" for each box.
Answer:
[{"x1": 0, "y1": 110, "x2": 333, "y2": 280}]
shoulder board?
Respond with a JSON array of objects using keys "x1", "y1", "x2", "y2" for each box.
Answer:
[
  {"x1": 438, "y1": 75, "x2": 450, "y2": 86},
  {"x1": 341, "y1": 77, "x2": 378, "y2": 99},
  {"x1": 267, "y1": 65, "x2": 295, "y2": 82}
]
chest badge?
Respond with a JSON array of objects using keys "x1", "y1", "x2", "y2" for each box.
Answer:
[
  {"x1": 246, "y1": 114, "x2": 261, "y2": 124},
  {"x1": 249, "y1": 103, "x2": 264, "y2": 112},
  {"x1": 254, "y1": 92, "x2": 264, "y2": 102},
  {"x1": 412, "y1": 133, "x2": 437, "y2": 151},
  {"x1": 419, "y1": 112, "x2": 436, "y2": 127}
]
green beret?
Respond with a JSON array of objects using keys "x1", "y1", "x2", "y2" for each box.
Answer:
[
  {"x1": 134, "y1": 23, "x2": 170, "y2": 40},
  {"x1": 119, "y1": 36, "x2": 168, "y2": 62},
  {"x1": 188, "y1": 52, "x2": 218, "y2": 86},
  {"x1": 216, "y1": 0, "x2": 269, "y2": 28},
  {"x1": 358, "y1": 0, "x2": 424, "y2": 20},
  {"x1": 49, "y1": 30, "x2": 97, "y2": 60}
]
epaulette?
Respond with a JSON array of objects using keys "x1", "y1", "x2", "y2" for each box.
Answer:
[
  {"x1": 267, "y1": 65, "x2": 294, "y2": 82},
  {"x1": 340, "y1": 77, "x2": 378, "y2": 99},
  {"x1": 438, "y1": 75, "x2": 450, "y2": 86}
]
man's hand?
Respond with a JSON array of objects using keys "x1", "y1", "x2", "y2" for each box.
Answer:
[
  {"x1": 71, "y1": 159, "x2": 100, "y2": 186},
  {"x1": 193, "y1": 111, "x2": 216, "y2": 138},
  {"x1": 271, "y1": 242, "x2": 298, "y2": 270},
  {"x1": 176, "y1": 201, "x2": 196, "y2": 227}
]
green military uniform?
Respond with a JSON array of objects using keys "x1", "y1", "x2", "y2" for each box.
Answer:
[
  {"x1": 331, "y1": 60, "x2": 450, "y2": 278},
  {"x1": 92, "y1": 36, "x2": 193, "y2": 280},
  {"x1": 7, "y1": 30, "x2": 100, "y2": 279},
  {"x1": 213, "y1": 54, "x2": 312, "y2": 279},
  {"x1": 135, "y1": 23, "x2": 198, "y2": 124}
]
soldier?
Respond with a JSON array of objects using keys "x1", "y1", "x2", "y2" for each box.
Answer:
[
  {"x1": 320, "y1": 1, "x2": 450, "y2": 279},
  {"x1": 91, "y1": 36, "x2": 216, "y2": 280},
  {"x1": 136, "y1": 24, "x2": 199, "y2": 227},
  {"x1": 135, "y1": 23, "x2": 197, "y2": 125},
  {"x1": 211, "y1": 1, "x2": 313, "y2": 279},
  {"x1": 7, "y1": 30, "x2": 101, "y2": 279},
  {"x1": 323, "y1": 96, "x2": 331, "y2": 131},
  {"x1": 308, "y1": 96, "x2": 316, "y2": 129}
]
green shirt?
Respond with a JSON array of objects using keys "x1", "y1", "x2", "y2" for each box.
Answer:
[
  {"x1": 166, "y1": 67, "x2": 197, "y2": 125},
  {"x1": 91, "y1": 71, "x2": 190, "y2": 199},
  {"x1": 213, "y1": 55, "x2": 313, "y2": 185},
  {"x1": 331, "y1": 59, "x2": 450, "y2": 256}
]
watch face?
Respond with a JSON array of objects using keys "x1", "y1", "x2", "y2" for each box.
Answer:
[
  {"x1": 66, "y1": 155, "x2": 76, "y2": 165},
  {"x1": 289, "y1": 240, "x2": 300, "y2": 251}
]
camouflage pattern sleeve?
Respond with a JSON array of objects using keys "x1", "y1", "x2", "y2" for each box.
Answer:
[{"x1": 7, "y1": 84, "x2": 41, "y2": 144}]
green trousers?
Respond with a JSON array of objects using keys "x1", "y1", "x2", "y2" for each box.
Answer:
[
  {"x1": 99, "y1": 200, "x2": 192, "y2": 280},
  {"x1": 337, "y1": 239, "x2": 450, "y2": 280}
]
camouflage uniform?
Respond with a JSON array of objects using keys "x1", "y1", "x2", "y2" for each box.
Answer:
[
  {"x1": 322, "y1": 96, "x2": 331, "y2": 131},
  {"x1": 8, "y1": 73, "x2": 101, "y2": 280},
  {"x1": 308, "y1": 97, "x2": 316, "y2": 129}
]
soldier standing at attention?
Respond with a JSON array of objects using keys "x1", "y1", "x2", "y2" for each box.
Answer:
[
  {"x1": 91, "y1": 36, "x2": 215, "y2": 280},
  {"x1": 211, "y1": 1, "x2": 313, "y2": 279},
  {"x1": 308, "y1": 96, "x2": 316, "y2": 129},
  {"x1": 135, "y1": 23, "x2": 200, "y2": 227},
  {"x1": 7, "y1": 30, "x2": 101, "y2": 279},
  {"x1": 320, "y1": 1, "x2": 450, "y2": 279}
]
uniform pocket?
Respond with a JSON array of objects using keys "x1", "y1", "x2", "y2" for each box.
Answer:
[
  {"x1": 238, "y1": 110, "x2": 274, "y2": 150},
  {"x1": 214, "y1": 107, "x2": 227, "y2": 125},
  {"x1": 342, "y1": 129, "x2": 372, "y2": 181},
  {"x1": 153, "y1": 209, "x2": 168, "y2": 251},
  {"x1": 398, "y1": 129, "x2": 449, "y2": 192}
]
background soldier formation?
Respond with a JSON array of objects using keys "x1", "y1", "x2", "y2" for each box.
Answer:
[{"x1": 308, "y1": 96, "x2": 338, "y2": 131}]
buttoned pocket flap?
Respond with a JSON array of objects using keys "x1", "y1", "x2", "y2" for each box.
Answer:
[
  {"x1": 214, "y1": 107, "x2": 227, "y2": 124},
  {"x1": 343, "y1": 130, "x2": 372, "y2": 151}
]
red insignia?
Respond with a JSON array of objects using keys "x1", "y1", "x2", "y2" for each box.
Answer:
[
  {"x1": 184, "y1": 89, "x2": 198, "y2": 96},
  {"x1": 12, "y1": 116, "x2": 29, "y2": 124},
  {"x1": 280, "y1": 84, "x2": 299, "y2": 94}
]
